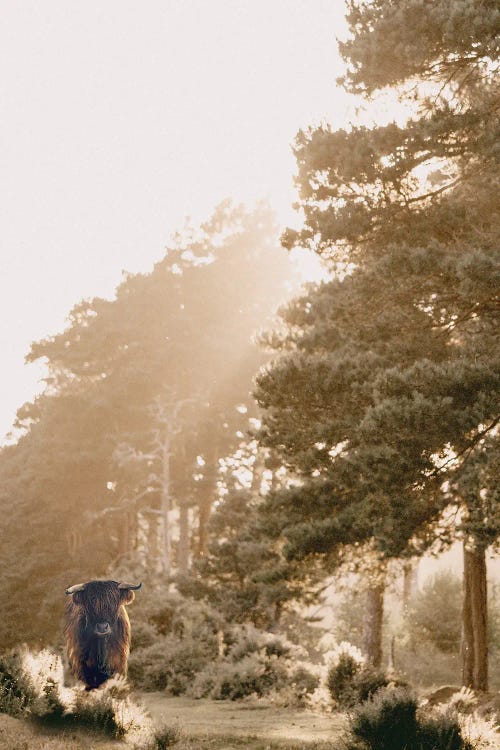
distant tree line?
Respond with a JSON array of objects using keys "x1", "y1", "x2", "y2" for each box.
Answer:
[{"x1": 0, "y1": 201, "x2": 294, "y2": 647}]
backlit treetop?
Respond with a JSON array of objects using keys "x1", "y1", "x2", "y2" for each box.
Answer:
[
  {"x1": 256, "y1": 0, "x2": 499, "y2": 565},
  {"x1": 283, "y1": 0, "x2": 499, "y2": 259}
]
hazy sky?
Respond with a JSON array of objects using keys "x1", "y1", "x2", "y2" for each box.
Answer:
[{"x1": 1, "y1": 1, "x2": 351, "y2": 442}]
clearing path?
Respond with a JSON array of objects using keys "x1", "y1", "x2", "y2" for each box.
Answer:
[{"x1": 140, "y1": 693, "x2": 347, "y2": 744}]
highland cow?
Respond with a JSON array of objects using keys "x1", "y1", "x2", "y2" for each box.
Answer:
[{"x1": 64, "y1": 579, "x2": 141, "y2": 690}]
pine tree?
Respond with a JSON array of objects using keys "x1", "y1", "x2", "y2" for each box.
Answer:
[
  {"x1": 178, "y1": 440, "x2": 320, "y2": 629},
  {"x1": 256, "y1": 1, "x2": 499, "y2": 688}
]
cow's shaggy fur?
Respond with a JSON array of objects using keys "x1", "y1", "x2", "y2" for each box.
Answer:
[{"x1": 64, "y1": 580, "x2": 136, "y2": 690}]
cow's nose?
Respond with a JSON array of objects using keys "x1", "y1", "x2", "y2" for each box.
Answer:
[{"x1": 95, "y1": 622, "x2": 111, "y2": 636}]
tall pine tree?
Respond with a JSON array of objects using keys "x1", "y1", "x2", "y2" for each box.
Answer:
[{"x1": 256, "y1": 0, "x2": 499, "y2": 688}]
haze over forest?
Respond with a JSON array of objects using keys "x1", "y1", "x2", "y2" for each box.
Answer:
[
  {"x1": 0, "y1": 3, "x2": 499, "y2": 749},
  {"x1": 1, "y1": 0, "x2": 351, "y2": 442}
]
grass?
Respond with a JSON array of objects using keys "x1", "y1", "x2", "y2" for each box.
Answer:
[
  {"x1": 140, "y1": 693, "x2": 346, "y2": 744},
  {"x1": 0, "y1": 712, "x2": 337, "y2": 750},
  {"x1": 0, "y1": 713, "x2": 123, "y2": 750}
]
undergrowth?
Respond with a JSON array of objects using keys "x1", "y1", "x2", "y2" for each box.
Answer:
[{"x1": 0, "y1": 646, "x2": 173, "y2": 748}]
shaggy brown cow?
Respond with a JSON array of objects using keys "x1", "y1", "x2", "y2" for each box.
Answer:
[{"x1": 64, "y1": 579, "x2": 141, "y2": 690}]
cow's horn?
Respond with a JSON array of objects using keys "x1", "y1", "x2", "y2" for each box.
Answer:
[
  {"x1": 118, "y1": 582, "x2": 142, "y2": 590},
  {"x1": 65, "y1": 582, "x2": 87, "y2": 595}
]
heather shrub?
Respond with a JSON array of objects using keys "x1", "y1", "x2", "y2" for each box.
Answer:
[
  {"x1": 154, "y1": 723, "x2": 182, "y2": 749},
  {"x1": 20, "y1": 648, "x2": 71, "y2": 721},
  {"x1": 129, "y1": 592, "x2": 226, "y2": 693},
  {"x1": 71, "y1": 687, "x2": 121, "y2": 736},
  {"x1": 264, "y1": 664, "x2": 320, "y2": 708},
  {"x1": 190, "y1": 649, "x2": 288, "y2": 700},
  {"x1": 417, "y1": 712, "x2": 469, "y2": 750},
  {"x1": 350, "y1": 667, "x2": 393, "y2": 704},
  {"x1": 0, "y1": 650, "x2": 37, "y2": 716},
  {"x1": 189, "y1": 628, "x2": 318, "y2": 704},
  {"x1": 343, "y1": 687, "x2": 474, "y2": 750},
  {"x1": 131, "y1": 620, "x2": 158, "y2": 650},
  {"x1": 129, "y1": 635, "x2": 216, "y2": 693},
  {"x1": 346, "y1": 688, "x2": 418, "y2": 750},
  {"x1": 226, "y1": 623, "x2": 295, "y2": 661},
  {"x1": 129, "y1": 599, "x2": 319, "y2": 702},
  {"x1": 290, "y1": 664, "x2": 320, "y2": 695},
  {"x1": 0, "y1": 646, "x2": 156, "y2": 745},
  {"x1": 327, "y1": 651, "x2": 360, "y2": 705},
  {"x1": 187, "y1": 623, "x2": 317, "y2": 703},
  {"x1": 326, "y1": 641, "x2": 404, "y2": 708}
]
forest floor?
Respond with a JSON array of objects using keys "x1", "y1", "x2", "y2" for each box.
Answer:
[
  {"x1": 0, "y1": 698, "x2": 347, "y2": 750},
  {"x1": 140, "y1": 693, "x2": 347, "y2": 743}
]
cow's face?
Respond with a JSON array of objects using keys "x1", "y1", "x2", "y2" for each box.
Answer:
[{"x1": 67, "y1": 580, "x2": 138, "y2": 638}]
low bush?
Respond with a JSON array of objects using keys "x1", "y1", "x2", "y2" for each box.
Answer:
[
  {"x1": 350, "y1": 667, "x2": 394, "y2": 704},
  {"x1": 70, "y1": 688, "x2": 122, "y2": 737},
  {"x1": 289, "y1": 664, "x2": 320, "y2": 696},
  {"x1": 131, "y1": 620, "x2": 158, "y2": 650},
  {"x1": 154, "y1": 723, "x2": 182, "y2": 749},
  {"x1": 189, "y1": 643, "x2": 318, "y2": 704},
  {"x1": 225, "y1": 624, "x2": 294, "y2": 661},
  {"x1": 0, "y1": 650, "x2": 37, "y2": 717},
  {"x1": 129, "y1": 592, "x2": 227, "y2": 694},
  {"x1": 129, "y1": 599, "x2": 318, "y2": 703},
  {"x1": 190, "y1": 650, "x2": 288, "y2": 700},
  {"x1": 417, "y1": 712, "x2": 469, "y2": 750},
  {"x1": 129, "y1": 635, "x2": 218, "y2": 694},
  {"x1": 327, "y1": 651, "x2": 360, "y2": 705},
  {"x1": 0, "y1": 647, "x2": 156, "y2": 746},
  {"x1": 326, "y1": 644, "x2": 396, "y2": 707},
  {"x1": 343, "y1": 687, "x2": 474, "y2": 750},
  {"x1": 346, "y1": 688, "x2": 419, "y2": 750}
]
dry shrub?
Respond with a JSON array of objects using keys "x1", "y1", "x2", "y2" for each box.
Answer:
[
  {"x1": 343, "y1": 686, "x2": 500, "y2": 750},
  {"x1": 0, "y1": 646, "x2": 156, "y2": 747}
]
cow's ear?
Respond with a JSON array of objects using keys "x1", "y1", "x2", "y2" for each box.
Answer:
[
  {"x1": 121, "y1": 590, "x2": 135, "y2": 605},
  {"x1": 72, "y1": 591, "x2": 85, "y2": 605}
]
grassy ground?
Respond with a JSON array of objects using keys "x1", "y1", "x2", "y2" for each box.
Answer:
[
  {"x1": 0, "y1": 697, "x2": 346, "y2": 750},
  {"x1": 0, "y1": 713, "x2": 341, "y2": 750},
  {"x1": 0, "y1": 713, "x2": 123, "y2": 750},
  {"x1": 140, "y1": 694, "x2": 346, "y2": 744}
]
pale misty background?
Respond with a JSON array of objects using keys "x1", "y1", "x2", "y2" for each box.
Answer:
[{"x1": 1, "y1": 0, "x2": 353, "y2": 442}]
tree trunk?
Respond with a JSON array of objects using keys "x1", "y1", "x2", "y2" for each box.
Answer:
[
  {"x1": 362, "y1": 582, "x2": 384, "y2": 668},
  {"x1": 196, "y1": 453, "x2": 218, "y2": 558},
  {"x1": 136, "y1": 511, "x2": 149, "y2": 567},
  {"x1": 161, "y1": 436, "x2": 172, "y2": 577},
  {"x1": 119, "y1": 512, "x2": 130, "y2": 557},
  {"x1": 462, "y1": 542, "x2": 488, "y2": 691},
  {"x1": 147, "y1": 512, "x2": 164, "y2": 575},
  {"x1": 402, "y1": 560, "x2": 418, "y2": 612},
  {"x1": 387, "y1": 635, "x2": 396, "y2": 673},
  {"x1": 197, "y1": 495, "x2": 212, "y2": 558},
  {"x1": 178, "y1": 501, "x2": 190, "y2": 575}
]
